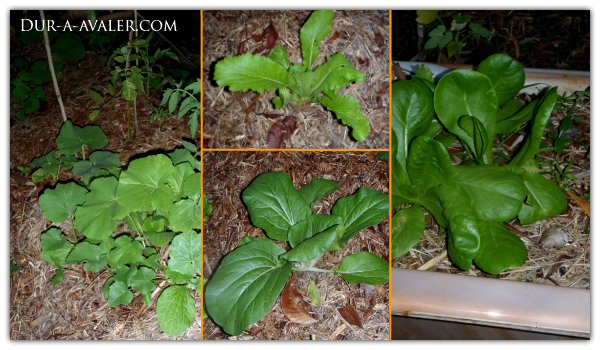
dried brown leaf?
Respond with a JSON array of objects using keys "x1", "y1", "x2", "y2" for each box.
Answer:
[
  {"x1": 323, "y1": 31, "x2": 340, "y2": 45},
  {"x1": 338, "y1": 305, "x2": 363, "y2": 328},
  {"x1": 281, "y1": 275, "x2": 318, "y2": 326},
  {"x1": 266, "y1": 116, "x2": 297, "y2": 149}
]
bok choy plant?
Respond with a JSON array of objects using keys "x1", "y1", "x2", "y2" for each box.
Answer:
[
  {"x1": 391, "y1": 54, "x2": 567, "y2": 274},
  {"x1": 204, "y1": 172, "x2": 389, "y2": 335},
  {"x1": 213, "y1": 10, "x2": 370, "y2": 141}
]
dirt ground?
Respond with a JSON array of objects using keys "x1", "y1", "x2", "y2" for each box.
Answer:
[
  {"x1": 203, "y1": 151, "x2": 389, "y2": 340},
  {"x1": 202, "y1": 10, "x2": 390, "y2": 150},
  {"x1": 9, "y1": 11, "x2": 202, "y2": 340}
]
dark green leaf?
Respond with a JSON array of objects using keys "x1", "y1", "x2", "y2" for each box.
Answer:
[
  {"x1": 298, "y1": 178, "x2": 339, "y2": 208},
  {"x1": 156, "y1": 285, "x2": 195, "y2": 337},
  {"x1": 332, "y1": 188, "x2": 389, "y2": 244},
  {"x1": 334, "y1": 251, "x2": 389, "y2": 285},
  {"x1": 39, "y1": 182, "x2": 87, "y2": 223}
]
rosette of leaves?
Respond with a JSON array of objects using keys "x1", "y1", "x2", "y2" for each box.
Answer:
[
  {"x1": 158, "y1": 78, "x2": 201, "y2": 138},
  {"x1": 38, "y1": 138, "x2": 202, "y2": 337},
  {"x1": 213, "y1": 10, "x2": 370, "y2": 141},
  {"x1": 391, "y1": 54, "x2": 567, "y2": 274},
  {"x1": 204, "y1": 172, "x2": 389, "y2": 336},
  {"x1": 10, "y1": 58, "x2": 52, "y2": 121}
]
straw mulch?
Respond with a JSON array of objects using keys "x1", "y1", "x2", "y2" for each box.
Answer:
[
  {"x1": 202, "y1": 10, "x2": 390, "y2": 149},
  {"x1": 392, "y1": 95, "x2": 590, "y2": 290},
  {"x1": 203, "y1": 151, "x2": 389, "y2": 340},
  {"x1": 10, "y1": 33, "x2": 201, "y2": 339}
]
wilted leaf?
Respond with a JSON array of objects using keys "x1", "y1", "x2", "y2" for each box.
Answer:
[
  {"x1": 281, "y1": 275, "x2": 318, "y2": 326},
  {"x1": 266, "y1": 116, "x2": 298, "y2": 149},
  {"x1": 337, "y1": 304, "x2": 363, "y2": 328}
]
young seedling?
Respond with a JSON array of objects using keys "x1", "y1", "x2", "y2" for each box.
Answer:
[
  {"x1": 204, "y1": 172, "x2": 389, "y2": 336},
  {"x1": 213, "y1": 10, "x2": 370, "y2": 141}
]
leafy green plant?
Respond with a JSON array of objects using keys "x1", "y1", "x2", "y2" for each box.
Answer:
[
  {"x1": 391, "y1": 53, "x2": 567, "y2": 274},
  {"x1": 10, "y1": 59, "x2": 52, "y2": 121},
  {"x1": 158, "y1": 79, "x2": 201, "y2": 138},
  {"x1": 36, "y1": 121, "x2": 201, "y2": 336},
  {"x1": 213, "y1": 10, "x2": 369, "y2": 141},
  {"x1": 419, "y1": 12, "x2": 492, "y2": 62},
  {"x1": 10, "y1": 260, "x2": 23, "y2": 280},
  {"x1": 28, "y1": 121, "x2": 108, "y2": 184},
  {"x1": 204, "y1": 172, "x2": 389, "y2": 335}
]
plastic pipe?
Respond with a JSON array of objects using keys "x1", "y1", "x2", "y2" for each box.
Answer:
[
  {"x1": 391, "y1": 268, "x2": 590, "y2": 338},
  {"x1": 394, "y1": 61, "x2": 590, "y2": 97}
]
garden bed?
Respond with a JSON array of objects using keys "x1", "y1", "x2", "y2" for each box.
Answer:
[
  {"x1": 9, "y1": 10, "x2": 201, "y2": 340},
  {"x1": 202, "y1": 151, "x2": 389, "y2": 340},
  {"x1": 202, "y1": 10, "x2": 390, "y2": 149}
]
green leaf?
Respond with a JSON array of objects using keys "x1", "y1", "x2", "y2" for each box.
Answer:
[
  {"x1": 51, "y1": 269, "x2": 64, "y2": 285},
  {"x1": 115, "y1": 154, "x2": 175, "y2": 218},
  {"x1": 203, "y1": 196, "x2": 213, "y2": 221},
  {"x1": 415, "y1": 10, "x2": 439, "y2": 24},
  {"x1": 414, "y1": 65, "x2": 435, "y2": 83},
  {"x1": 298, "y1": 178, "x2": 339, "y2": 208},
  {"x1": 332, "y1": 187, "x2": 389, "y2": 244},
  {"x1": 280, "y1": 226, "x2": 337, "y2": 262},
  {"x1": 156, "y1": 285, "x2": 195, "y2": 337},
  {"x1": 214, "y1": 54, "x2": 290, "y2": 93},
  {"x1": 24, "y1": 93, "x2": 40, "y2": 113},
  {"x1": 310, "y1": 53, "x2": 366, "y2": 94},
  {"x1": 170, "y1": 199, "x2": 202, "y2": 232},
  {"x1": 181, "y1": 140, "x2": 197, "y2": 154},
  {"x1": 40, "y1": 228, "x2": 74, "y2": 265},
  {"x1": 434, "y1": 70, "x2": 498, "y2": 163},
  {"x1": 307, "y1": 280, "x2": 321, "y2": 306},
  {"x1": 182, "y1": 173, "x2": 201, "y2": 201},
  {"x1": 88, "y1": 110, "x2": 100, "y2": 121},
  {"x1": 163, "y1": 265, "x2": 195, "y2": 285},
  {"x1": 391, "y1": 80, "x2": 435, "y2": 174},
  {"x1": 55, "y1": 121, "x2": 109, "y2": 155},
  {"x1": 510, "y1": 87, "x2": 558, "y2": 167},
  {"x1": 242, "y1": 172, "x2": 312, "y2": 241},
  {"x1": 72, "y1": 151, "x2": 120, "y2": 183},
  {"x1": 167, "y1": 163, "x2": 195, "y2": 201},
  {"x1": 477, "y1": 54, "x2": 525, "y2": 106},
  {"x1": 39, "y1": 182, "x2": 87, "y2": 223},
  {"x1": 446, "y1": 41, "x2": 464, "y2": 59},
  {"x1": 268, "y1": 46, "x2": 291, "y2": 70},
  {"x1": 287, "y1": 214, "x2": 342, "y2": 248},
  {"x1": 107, "y1": 236, "x2": 144, "y2": 267},
  {"x1": 169, "y1": 148, "x2": 196, "y2": 169},
  {"x1": 495, "y1": 98, "x2": 541, "y2": 136},
  {"x1": 121, "y1": 80, "x2": 137, "y2": 101},
  {"x1": 469, "y1": 23, "x2": 492, "y2": 38},
  {"x1": 321, "y1": 91, "x2": 369, "y2": 142},
  {"x1": 129, "y1": 267, "x2": 157, "y2": 295},
  {"x1": 168, "y1": 89, "x2": 180, "y2": 114},
  {"x1": 391, "y1": 205, "x2": 426, "y2": 259},
  {"x1": 107, "y1": 281, "x2": 133, "y2": 307},
  {"x1": 168, "y1": 231, "x2": 201, "y2": 276},
  {"x1": 424, "y1": 25, "x2": 452, "y2": 50},
  {"x1": 17, "y1": 165, "x2": 31, "y2": 174},
  {"x1": 334, "y1": 251, "x2": 389, "y2": 285},
  {"x1": 85, "y1": 255, "x2": 107, "y2": 272},
  {"x1": 473, "y1": 221, "x2": 527, "y2": 274},
  {"x1": 65, "y1": 242, "x2": 104, "y2": 264},
  {"x1": 204, "y1": 239, "x2": 293, "y2": 336},
  {"x1": 518, "y1": 172, "x2": 567, "y2": 225},
  {"x1": 51, "y1": 35, "x2": 85, "y2": 61},
  {"x1": 102, "y1": 277, "x2": 115, "y2": 298},
  {"x1": 74, "y1": 177, "x2": 122, "y2": 241},
  {"x1": 300, "y1": 10, "x2": 335, "y2": 69},
  {"x1": 89, "y1": 89, "x2": 104, "y2": 104},
  {"x1": 145, "y1": 231, "x2": 177, "y2": 247}
]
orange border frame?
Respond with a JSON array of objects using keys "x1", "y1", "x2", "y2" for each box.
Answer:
[{"x1": 199, "y1": 10, "x2": 393, "y2": 340}]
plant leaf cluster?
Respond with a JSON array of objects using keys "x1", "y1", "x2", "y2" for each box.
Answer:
[
  {"x1": 213, "y1": 10, "x2": 370, "y2": 141},
  {"x1": 391, "y1": 54, "x2": 567, "y2": 274},
  {"x1": 204, "y1": 172, "x2": 389, "y2": 336},
  {"x1": 37, "y1": 121, "x2": 203, "y2": 336}
]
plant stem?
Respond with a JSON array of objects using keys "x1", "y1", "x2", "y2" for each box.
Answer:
[
  {"x1": 127, "y1": 100, "x2": 131, "y2": 140},
  {"x1": 81, "y1": 146, "x2": 86, "y2": 160},
  {"x1": 69, "y1": 215, "x2": 77, "y2": 244},
  {"x1": 292, "y1": 266, "x2": 333, "y2": 273}
]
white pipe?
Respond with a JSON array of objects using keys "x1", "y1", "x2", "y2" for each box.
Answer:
[
  {"x1": 394, "y1": 61, "x2": 590, "y2": 97},
  {"x1": 391, "y1": 268, "x2": 590, "y2": 337}
]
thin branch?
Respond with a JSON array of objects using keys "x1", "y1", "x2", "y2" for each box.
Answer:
[{"x1": 39, "y1": 10, "x2": 67, "y2": 123}]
